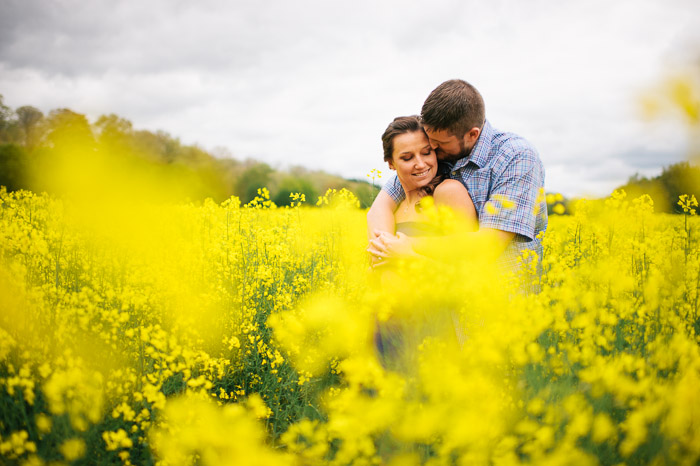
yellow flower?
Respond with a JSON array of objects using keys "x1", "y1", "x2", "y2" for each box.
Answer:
[
  {"x1": 60, "y1": 438, "x2": 86, "y2": 461},
  {"x1": 592, "y1": 413, "x2": 616, "y2": 444},
  {"x1": 35, "y1": 414, "x2": 52, "y2": 434},
  {"x1": 246, "y1": 393, "x2": 273, "y2": 419},
  {"x1": 102, "y1": 429, "x2": 132, "y2": 451}
]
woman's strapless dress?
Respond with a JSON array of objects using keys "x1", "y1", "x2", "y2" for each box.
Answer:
[
  {"x1": 374, "y1": 220, "x2": 459, "y2": 370},
  {"x1": 395, "y1": 221, "x2": 441, "y2": 237}
]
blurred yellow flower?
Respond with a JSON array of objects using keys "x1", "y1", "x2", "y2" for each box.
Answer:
[{"x1": 60, "y1": 438, "x2": 86, "y2": 461}]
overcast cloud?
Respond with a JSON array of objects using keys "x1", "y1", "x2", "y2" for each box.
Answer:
[{"x1": 1, "y1": 0, "x2": 698, "y2": 197}]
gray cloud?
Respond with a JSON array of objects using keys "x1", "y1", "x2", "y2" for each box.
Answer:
[
  {"x1": 1, "y1": 1, "x2": 277, "y2": 76},
  {"x1": 1, "y1": 0, "x2": 699, "y2": 197}
]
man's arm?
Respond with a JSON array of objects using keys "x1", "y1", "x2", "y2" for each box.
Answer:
[
  {"x1": 366, "y1": 190, "x2": 397, "y2": 241},
  {"x1": 478, "y1": 150, "x2": 543, "y2": 240},
  {"x1": 476, "y1": 228, "x2": 516, "y2": 249},
  {"x1": 370, "y1": 227, "x2": 514, "y2": 264}
]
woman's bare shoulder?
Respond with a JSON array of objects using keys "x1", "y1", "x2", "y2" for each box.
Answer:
[
  {"x1": 433, "y1": 179, "x2": 469, "y2": 199},
  {"x1": 432, "y1": 178, "x2": 476, "y2": 215},
  {"x1": 431, "y1": 179, "x2": 477, "y2": 227}
]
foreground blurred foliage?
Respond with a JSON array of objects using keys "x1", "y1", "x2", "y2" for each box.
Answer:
[
  {"x1": 0, "y1": 182, "x2": 699, "y2": 465},
  {"x1": 0, "y1": 96, "x2": 379, "y2": 207}
]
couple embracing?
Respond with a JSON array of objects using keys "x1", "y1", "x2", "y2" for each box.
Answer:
[{"x1": 367, "y1": 79, "x2": 548, "y2": 276}]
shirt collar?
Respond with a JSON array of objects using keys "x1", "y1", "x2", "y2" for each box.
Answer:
[{"x1": 452, "y1": 119, "x2": 492, "y2": 170}]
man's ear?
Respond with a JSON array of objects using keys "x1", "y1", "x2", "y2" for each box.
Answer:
[
  {"x1": 463, "y1": 127, "x2": 481, "y2": 146},
  {"x1": 388, "y1": 160, "x2": 395, "y2": 170}
]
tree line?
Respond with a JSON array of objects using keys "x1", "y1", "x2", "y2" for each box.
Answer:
[
  {"x1": 5, "y1": 94, "x2": 694, "y2": 213},
  {"x1": 618, "y1": 161, "x2": 700, "y2": 213},
  {"x1": 0, "y1": 95, "x2": 379, "y2": 207}
]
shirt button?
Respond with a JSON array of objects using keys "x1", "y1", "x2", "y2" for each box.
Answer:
[{"x1": 451, "y1": 171, "x2": 457, "y2": 176}]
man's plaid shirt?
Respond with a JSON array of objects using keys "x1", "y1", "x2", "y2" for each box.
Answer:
[{"x1": 383, "y1": 120, "x2": 548, "y2": 273}]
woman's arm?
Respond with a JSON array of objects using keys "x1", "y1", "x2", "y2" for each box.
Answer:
[
  {"x1": 366, "y1": 191, "x2": 398, "y2": 265},
  {"x1": 366, "y1": 190, "x2": 397, "y2": 240}
]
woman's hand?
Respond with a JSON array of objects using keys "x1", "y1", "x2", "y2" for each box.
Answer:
[{"x1": 367, "y1": 231, "x2": 418, "y2": 266}]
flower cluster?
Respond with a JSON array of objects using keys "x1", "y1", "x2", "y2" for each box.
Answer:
[{"x1": 0, "y1": 185, "x2": 699, "y2": 464}]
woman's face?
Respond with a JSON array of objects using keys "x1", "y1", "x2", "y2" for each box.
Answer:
[{"x1": 389, "y1": 131, "x2": 438, "y2": 193}]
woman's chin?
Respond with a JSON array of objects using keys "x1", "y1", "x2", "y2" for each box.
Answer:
[
  {"x1": 415, "y1": 177, "x2": 435, "y2": 188},
  {"x1": 400, "y1": 175, "x2": 435, "y2": 192}
]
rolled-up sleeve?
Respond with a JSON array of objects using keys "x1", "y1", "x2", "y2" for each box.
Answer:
[
  {"x1": 381, "y1": 174, "x2": 406, "y2": 204},
  {"x1": 478, "y1": 150, "x2": 543, "y2": 241}
]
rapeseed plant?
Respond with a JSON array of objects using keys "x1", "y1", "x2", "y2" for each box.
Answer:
[{"x1": 0, "y1": 183, "x2": 699, "y2": 464}]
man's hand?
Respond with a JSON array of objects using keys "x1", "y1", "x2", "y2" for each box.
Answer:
[{"x1": 409, "y1": 228, "x2": 515, "y2": 263}]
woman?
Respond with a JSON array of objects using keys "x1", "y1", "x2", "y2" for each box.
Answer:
[
  {"x1": 372, "y1": 116, "x2": 477, "y2": 367},
  {"x1": 376, "y1": 115, "x2": 476, "y2": 244}
]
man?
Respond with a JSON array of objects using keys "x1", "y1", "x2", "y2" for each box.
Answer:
[{"x1": 367, "y1": 79, "x2": 547, "y2": 274}]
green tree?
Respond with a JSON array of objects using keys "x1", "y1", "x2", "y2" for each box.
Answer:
[
  {"x1": 344, "y1": 178, "x2": 376, "y2": 208},
  {"x1": 45, "y1": 108, "x2": 95, "y2": 149},
  {"x1": 237, "y1": 162, "x2": 273, "y2": 203},
  {"x1": 94, "y1": 114, "x2": 134, "y2": 149},
  {"x1": 0, "y1": 144, "x2": 27, "y2": 191},
  {"x1": 620, "y1": 161, "x2": 700, "y2": 213},
  {"x1": 0, "y1": 95, "x2": 20, "y2": 143},
  {"x1": 15, "y1": 106, "x2": 44, "y2": 149},
  {"x1": 272, "y1": 176, "x2": 318, "y2": 206}
]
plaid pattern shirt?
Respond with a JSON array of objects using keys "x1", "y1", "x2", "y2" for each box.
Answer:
[{"x1": 383, "y1": 120, "x2": 548, "y2": 274}]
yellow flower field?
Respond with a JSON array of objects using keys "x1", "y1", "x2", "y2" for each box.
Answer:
[{"x1": 0, "y1": 186, "x2": 698, "y2": 465}]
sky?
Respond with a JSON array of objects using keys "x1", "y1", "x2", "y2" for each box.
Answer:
[{"x1": 1, "y1": 0, "x2": 699, "y2": 197}]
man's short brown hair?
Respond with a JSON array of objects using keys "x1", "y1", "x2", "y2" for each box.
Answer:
[{"x1": 420, "y1": 79, "x2": 485, "y2": 139}]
